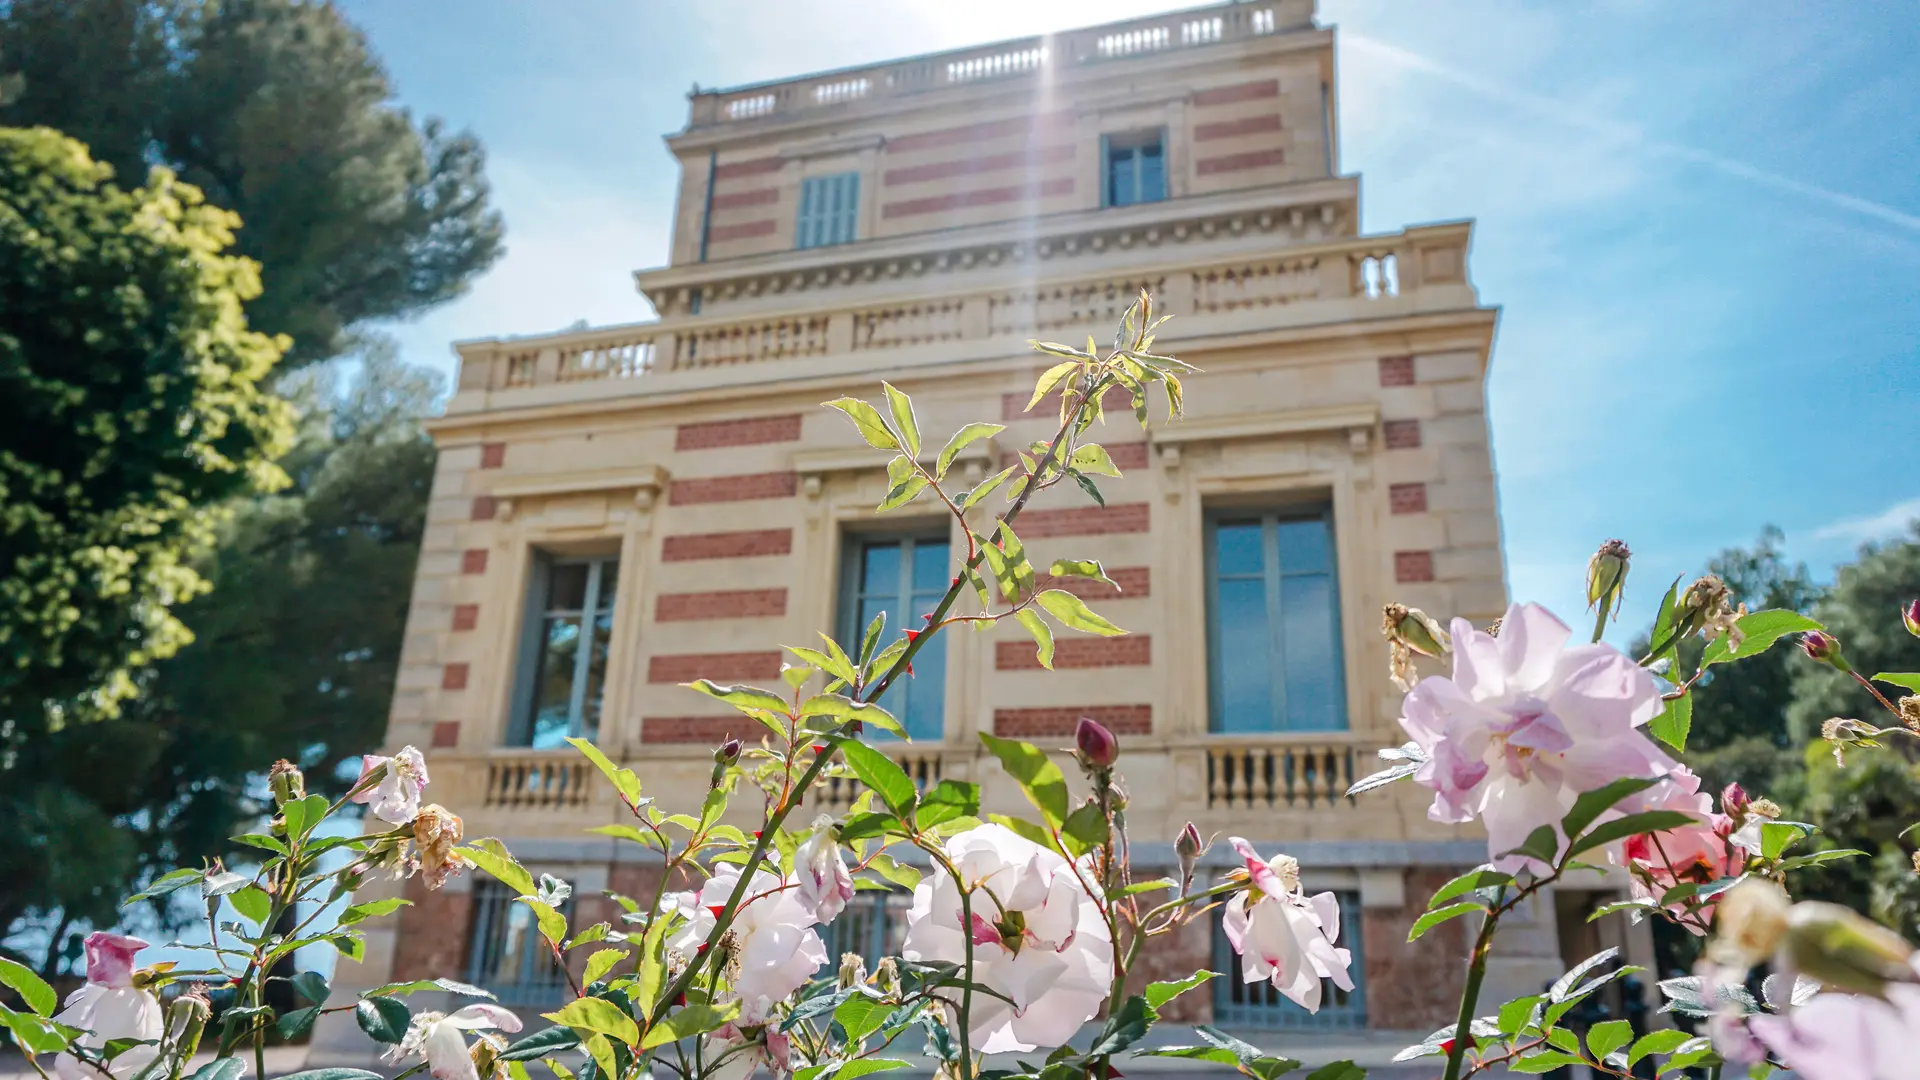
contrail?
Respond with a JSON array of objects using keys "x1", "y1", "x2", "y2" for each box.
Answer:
[{"x1": 1344, "y1": 32, "x2": 1920, "y2": 235}]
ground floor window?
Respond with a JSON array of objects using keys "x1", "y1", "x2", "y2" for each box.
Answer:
[
  {"x1": 466, "y1": 879, "x2": 574, "y2": 1005},
  {"x1": 1211, "y1": 891, "x2": 1367, "y2": 1029},
  {"x1": 818, "y1": 889, "x2": 913, "y2": 963}
]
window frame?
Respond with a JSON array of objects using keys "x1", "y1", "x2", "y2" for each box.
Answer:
[
  {"x1": 1102, "y1": 127, "x2": 1169, "y2": 207},
  {"x1": 466, "y1": 878, "x2": 576, "y2": 1006},
  {"x1": 797, "y1": 171, "x2": 861, "y2": 249},
  {"x1": 1210, "y1": 891, "x2": 1367, "y2": 1029},
  {"x1": 1203, "y1": 504, "x2": 1349, "y2": 734},
  {"x1": 509, "y1": 551, "x2": 620, "y2": 748},
  {"x1": 836, "y1": 526, "x2": 951, "y2": 741}
]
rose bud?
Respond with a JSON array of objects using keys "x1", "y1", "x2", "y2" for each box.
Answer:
[
  {"x1": 1074, "y1": 716, "x2": 1119, "y2": 769},
  {"x1": 1783, "y1": 901, "x2": 1920, "y2": 997},
  {"x1": 1176, "y1": 822, "x2": 1205, "y2": 893},
  {"x1": 1904, "y1": 600, "x2": 1920, "y2": 639},
  {"x1": 1586, "y1": 539, "x2": 1631, "y2": 614},
  {"x1": 1799, "y1": 630, "x2": 1851, "y2": 672},
  {"x1": 1720, "y1": 782, "x2": 1750, "y2": 819},
  {"x1": 714, "y1": 738, "x2": 742, "y2": 766},
  {"x1": 268, "y1": 759, "x2": 306, "y2": 806}
]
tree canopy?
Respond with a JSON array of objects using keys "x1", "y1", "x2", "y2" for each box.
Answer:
[
  {"x1": 0, "y1": 125, "x2": 294, "y2": 722},
  {"x1": 0, "y1": 0, "x2": 505, "y2": 365}
]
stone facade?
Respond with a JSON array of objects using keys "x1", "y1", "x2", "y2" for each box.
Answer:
[{"x1": 310, "y1": 0, "x2": 1616, "y2": 1060}]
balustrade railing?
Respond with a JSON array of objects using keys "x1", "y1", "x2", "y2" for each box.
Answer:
[
  {"x1": 1204, "y1": 739, "x2": 1358, "y2": 809},
  {"x1": 852, "y1": 301, "x2": 965, "y2": 350},
  {"x1": 484, "y1": 755, "x2": 595, "y2": 811}
]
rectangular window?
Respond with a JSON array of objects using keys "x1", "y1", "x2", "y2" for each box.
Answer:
[
  {"x1": 466, "y1": 879, "x2": 575, "y2": 1006},
  {"x1": 838, "y1": 530, "x2": 949, "y2": 740},
  {"x1": 1206, "y1": 506, "x2": 1347, "y2": 733},
  {"x1": 797, "y1": 171, "x2": 860, "y2": 249},
  {"x1": 1212, "y1": 892, "x2": 1366, "y2": 1029},
  {"x1": 513, "y1": 553, "x2": 619, "y2": 749},
  {"x1": 1104, "y1": 130, "x2": 1167, "y2": 207}
]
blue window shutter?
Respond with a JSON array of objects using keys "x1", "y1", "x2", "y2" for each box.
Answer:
[
  {"x1": 797, "y1": 172, "x2": 859, "y2": 249},
  {"x1": 1207, "y1": 509, "x2": 1346, "y2": 733}
]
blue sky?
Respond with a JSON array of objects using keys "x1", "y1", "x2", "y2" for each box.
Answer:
[{"x1": 335, "y1": 0, "x2": 1920, "y2": 643}]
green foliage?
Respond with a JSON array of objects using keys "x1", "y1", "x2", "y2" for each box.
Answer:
[
  {"x1": 1789, "y1": 527, "x2": 1920, "y2": 740},
  {"x1": 0, "y1": 0, "x2": 504, "y2": 366}
]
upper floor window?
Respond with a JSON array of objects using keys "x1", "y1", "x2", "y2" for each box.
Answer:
[
  {"x1": 513, "y1": 553, "x2": 619, "y2": 749},
  {"x1": 797, "y1": 171, "x2": 860, "y2": 249},
  {"x1": 1212, "y1": 892, "x2": 1366, "y2": 1029},
  {"x1": 1206, "y1": 506, "x2": 1346, "y2": 733},
  {"x1": 1104, "y1": 129, "x2": 1167, "y2": 207},
  {"x1": 839, "y1": 530, "x2": 948, "y2": 740},
  {"x1": 467, "y1": 879, "x2": 574, "y2": 1006}
]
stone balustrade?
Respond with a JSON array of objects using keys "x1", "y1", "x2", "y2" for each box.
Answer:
[
  {"x1": 454, "y1": 224, "x2": 1472, "y2": 397},
  {"x1": 686, "y1": 0, "x2": 1315, "y2": 131}
]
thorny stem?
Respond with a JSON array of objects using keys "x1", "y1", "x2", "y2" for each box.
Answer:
[{"x1": 1441, "y1": 895, "x2": 1502, "y2": 1080}]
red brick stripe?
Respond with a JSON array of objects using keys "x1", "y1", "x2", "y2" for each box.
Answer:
[
  {"x1": 431, "y1": 721, "x2": 460, "y2": 748},
  {"x1": 461, "y1": 549, "x2": 488, "y2": 575},
  {"x1": 1194, "y1": 114, "x2": 1282, "y2": 141},
  {"x1": 662, "y1": 528, "x2": 793, "y2": 562},
  {"x1": 668, "y1": 472, "x2": 798, "y2": 506},
  {"x1": 1389, "y1": 483, "x2": 1428, "y2": 515},
  {"x1": 708, "y1": 219, "x2": 777, "y2": 242},
  {"x1": 712, "y1": 187, "x2": 778, "y2": 210},
  {"x1": 1395, "y1": 551, "x2": 1435, "y2": 583},
  {"x1": 882, "y1": 178, "x2": 1072, "y2": 219},
  {"x1": 993, "y1": 705, "x2": 1151, "y2": 738},
  {"x1": 885, "y1": 112, "x2": 1074, "y2": 154},
  {"x1": 1378, "y1": 356, "x2": 1415, "y2": 386},
  {"x1": 442, "y1": 664, "x2": 469, "y2": 691},
  {"x1": 1192, "y1": 79, "x2": 1280, "y2": 107},
  {"x1": 648, "y1": 651, "x2": 784, "y2": 684},
  {"x1": 656, "y1": 588, "x2": 787, "y2": 621},
  {"x1": 1383, "y1": 420, "x2": 1422, "y2": 449},
  {"x1": 451, "y1": 604, "x2": 480, "y2": 631},
  {"x1": 471, "y1": 496, "x2": 497, "y2": 521},
  {"x1": 883, "y1": 145, "x2": 1075, "y2": 185},
  {"x1": 996, "y1": 636, "x2": 1150, "y2": 671},
  {"x1": 714, "y1": 156, "x2": 782, "y2": 180},
  {"x1": 676, "y1": 414, "x2": 803, "y2": 450},
  {"x1": 1106, "y1": 441, "x2": 1149, "y2": 471},
  {"x1": 479, "y1": 443, "x2": 506, "y2": 469},
  {"x1": 1197, "y1": 149, "x2": 1285, "y2": 175},
  {"x1": 643, "y1": 716, "x2": 752, "y2": 744},
  {"x1": 1033, "y1": 566, "x2": 1150, "y2": 601},
  {"x1": 1015, "y1": 503, "x2": 1149, "y2": 539}
]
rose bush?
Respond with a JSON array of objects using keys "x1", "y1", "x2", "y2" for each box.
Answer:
[{"x1": 14, "y1": 296, "x2": 1920, "y2": 1080}]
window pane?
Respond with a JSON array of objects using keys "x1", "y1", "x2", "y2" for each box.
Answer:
[
  {"x1": 861, "y1": 541, "x2": 901, "y2": 593},
  {"x1": 1139, "y1": 141, "x2": 1165, "y2": 202},
  {"x1": 595, "y1": 559, "x2": 620, "y2": 611},
  {"x1": 528, "y1": 616, "x2": 581, "y2": 749},
  {"x1": 1277, "y1": 518, "x2": 1332, "y2": 574},
  {"x1": 1109, "y1": 146, "x2": 1135, "y2": 206},
  {"x1": 1280, "y1": 573, "x2": 1342, "y2": 731},
  {"x1": 546, "y1": 563, "x2": 589, "y2": 611},
  {"x1": 903, "y1": 584, "x2": 948, "y2": 740},
  {"x1": 581, "y1": 609, "x2": 613, "y2": 737},
  {"x1": 1214, "y1": 521, "x2": 1265, "y2": 576},
  {"x1": 1214, "y1": 577, "x2": 1273, "y2": 731},
  {"x1": 911, "y1": 539, "x2": 950, "y2": 593},
  {"x1": 858, "y1": 597, "x2": 893, "y2": 645}
]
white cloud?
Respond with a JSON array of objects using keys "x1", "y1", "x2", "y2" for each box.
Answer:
[{"x1": 1810, "y1": 496, "x2": 1920, "y2": 544}]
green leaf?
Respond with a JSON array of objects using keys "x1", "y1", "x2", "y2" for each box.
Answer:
[
  {"x1": 1648, "y1": 691, "x2": 1692, "y2": 752},
  {"x1": 276, "y1": 1071, "x2": 387, "y2": 1080},
  {"x1": 839, "y1": 739, "x2": 918, "y2": 815},
  {"x1": 1501, "y1": 824, "x2": 1563, "y2": 866},
  {"x1": 960, "y1": 464, "x2": 1019, "y2": 511},
  {"x1": 546, "y1": 996, "x2": 639, "y2": 1047},
  {"x1": 1627, "y1": 1028, "x2": 1695, "y2": 1067},
  {"x1": 1872, "y1": 672, "x2": 1920, "y2": 693},
  {"x1": 1426, "y1": 866, "x2": 1514, "y2": 909},
  {"x1": 277, "y1": 1006, "x2": 322, "y2": 1040},
  {"x1": 354, "y1": 997, "x2": 411, "y2": 1044},
  {"x1": 1089, "y1": 995, "x2": 1150, "y2": 1055},
  {"x1": 838, "y1": 812, "x2": 901, "y2": 842},
  {"x1": 1587, "y1": 1019, "x2": 1633, "y2": 1060},
  {"x1": 460, "y1": 838, "x2": 536, "y2": 896},
  {"x1": 583, "y1": 948, "x2": 626, "y2": 986},
  {"x1": 638, "y1": 1001, "x2": 738, "y2": 1050},
  {"x1": 1761, "y1": 820, "x2": 1811, "y2": 860},
  {"x1": 825, "y1": 398, "x2": 899, "y2": 451},
  {"x1": 1069, "y1": 470, "x2": 1106, "y2": 508},
  {"x1": 203, "y1": 870, "x2": 251, "y2": 897},
  {"x1": 517, "y1": 898, "x2": 569, "y2": 948},
  {"x1": 1069, "y1": 444, "x2": 1122, "y2": 477},
  {"x1": 1408, "y1": 902, "x2": 1483, "y2": 942},
  {"x1": 1563, "y1": 776, "x2": 1666, "y2": 840},
  {"x1": 1144, "y1": 971, "x2": 1216, "y2": 1012},
  {"x1": 1026, "y1": 361, "x2": 1081, "y2": 411},
  {"x1": 291, "y1": 971, "x2": 330, "y2": 1005},
  {"x1": 338, "y1": 897, "x2": 411, "y2": 926},
  {"x1": 584, "y1": 1032, "x2": 618, "y2": 1078},
  {"x1": 1568, "y1": 811, "x2": 1701, "y2": 857},
  {"x1": 1302, "y1": 1065, "x2": 1365, "y2": 1080},
  {"x1": 835, "y1": 993, "x2": 894, "y2": 1042},
  {"x1": 1511, "y1": 1052, "x2": 1587, "y2": 1074},
  {"x1": 281, "y1": 793, "x2": 330, "y2": 842},
  {"x1": 979, "y1": 733, "x2": 1069, "y2": 827},
  {"x1": 1700, "y1": 610, "x2": 1822, "y2": 668},
  {"x1": 501, "y1": 1026, "x2": 582, "y2": 1062},
  {"x1": 859, "y1": 612, "x2": 886, "y2": 671},
  {"x1": 686, "y1": 680, "x2": 787, "y2": 715},
  {"x1": 1497, "y1": 994, "x2": 1544, "y2": 1036},
  {"x1": 1777, "y1": 848, "x2": 1867, "y2": 872},
  {"x1": 867, "y1": 853, "x2": 923, "y2": 891},
  {"x1": 1035, "y1": 590, "x2": 1126, "y2": 636},
  {"x1": 363, "y1": 978, "x2": 495, "y2": 999},
  {"x1": 1060, "y1": 803, "x2": 1108, "y2": 857},
  {"x1": 567, "y1": 738, "x2": 644, "y2": 808},
  {"x1": 233, "y1": 833, "x2": 291, "y2": 856},
  {"x1": 1015, "y1": 609, "x2": 1055, "y2": 669},
  {"x1": 0, "y1": 958, "x2": 56, "y2": 1016},
  {"x1": 881, "y1": 382, "x2": 921, "y2": 457},
  {"x1": 0, "y1": 1006, "x2": 76, "y2": 1055},
  {"x1": 876, "y1": 472, "x2": 930, "y2": 512},
  {"x1": 124, "y1": 867, "x2": 204, "y2": 905},
  {"x1": 936, "y1": 423, "x2": 1004, "y2": 479},
  {"x1": 189, "y1": 1061, "x2": 247, "y2": 1080},
  {"x1": 228, "y1": 885, "x2": 272, "y2": 925},
  {"x1": 915, "y1": 780, "x2": 980, "y2": 830},
  {"x1": 1647, "y1": 575, "x2": 1684, "y2": 662},
  {"x1": 828, "y1": 1062, "x2": 910, "y2": 1080}
]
